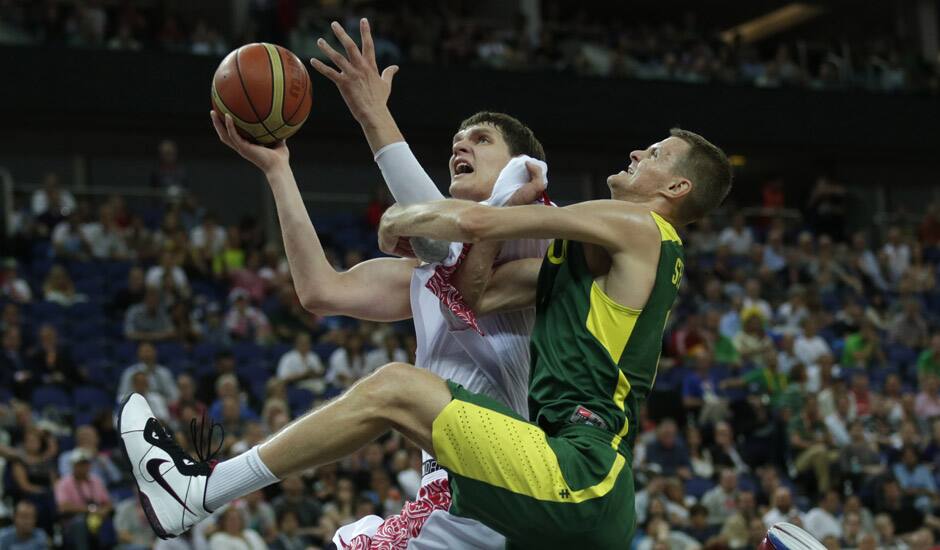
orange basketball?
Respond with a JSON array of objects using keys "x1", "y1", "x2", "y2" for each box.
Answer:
[{"x1": 211, "y1": 43, "x2": 312, "y2": 145}]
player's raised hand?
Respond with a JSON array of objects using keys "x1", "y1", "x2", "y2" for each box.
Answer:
[
  {"x1": 310, "y1": 18, "x2": 399, "y2": 124},
  {"x1": 210, "y1": 110, "x2": 289, "y2": 174},
  {"x1": 507, "y1": 161, "x2": 548, "y2": 206}
]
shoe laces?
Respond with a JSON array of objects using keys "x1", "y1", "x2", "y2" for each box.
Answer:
[{"x1": 189, "y1": 412, "x2": 225, "y2": 467}]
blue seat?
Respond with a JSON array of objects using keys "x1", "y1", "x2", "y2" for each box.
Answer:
[
  {"x1": 73, "y1": 386, "x2": 113, "y2": 413},
  {"x1": 231, "y1": 342, "x2": 264, "y2": 364},
  {"x1": 32, "y1": 301, "x2": 65, "y2": 322},
  {"x1": 71, "y1": 339, "x2": 109, "y2": 364},
  {"x1": 684, "y1": 477, "x2": 715, "y2": 500},
  {"x1": 313, "y1": 342, "x2": 338, "y2": 363},
  {"x1": 267, "y1": 343, "x2": 292, "y2": 362},
  {"x1": 193, "y1": 342, "x2": 218, "y2": 364},
  {"x1": 31, "y1": 385, "x2": 72, "y2": 411},
  {"x1": 84, "y1": 360, "x2": 115, "y2": 389},
  {"x1": 69, "y1": 319, "x2": 109, "y2": 341},
  {"x1": 113, "y1": 341, "x2": 138, "y2": 364},
  {"x1": 287, "y1": 387, "x2": 315, "y2": 416},
  {"x1": 238, "y1": 363, "x2": 272, "y2": 389},
  {"x1": 155, "y1": 342, "x2": 186, "y2": 365}
]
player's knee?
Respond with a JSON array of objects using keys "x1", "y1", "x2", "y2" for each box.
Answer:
[{"x1": 359, "y1": 362, "x2": 418, "y2": 410}]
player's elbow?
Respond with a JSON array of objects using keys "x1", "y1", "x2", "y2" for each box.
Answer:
[{"x1": 298, "y1": 287, "x2": 336, "y2": 316}]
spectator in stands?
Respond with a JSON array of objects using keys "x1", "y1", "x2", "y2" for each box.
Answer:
[
  {"x1": 269, "y1": 508, "x2": 307, "y2": 550},
  {"x1": 644, "y1": 419, "x2": 692, "y2": 479},
  {"x1": 326, "y1": 332, "x2": 369, "y2": 389},
  {"x1": 789, "y1": 395, "x2": 837, "y2": 494},
  {"x1": 9, "y1": 427, "x2": 58, "y2": 530},
  {"x1": 700, "y1": 468, "x2": 738, "y2": 526},
  {"x1": 718, "y1": 214, "x2": 753, "y2": 256},
  {"x1": 364, "y1": 333, "x2": 407, "y2": 374},
  {"x1": 709, "y1": 421, "x2": 748, "y2": 473},
  {"x1": 276, "y1": 332, "x2": 325, "y2": 395},
  {"x1": 0, "y1": 501, "x2": 48, "y2": 549},
  {"x1": 42, "y1": 264, "x2": 86, "y2": 306},
  {"x1": 1, "y1": 257, "x2": 33, "y2": 303},
  {"x1": 893, "y1": 444, "x2": 938, "y2": 513},
  {"x1": 146, "y1": 250, "x2": 189, "y2": 294},
  {"x1": 209, "y1": 505, "x2": 266, "y2": 550},
  {"x1": 2, "y1": 325, "x2": 33, "y2": 400},
  {"x1": 839, "y1": 511, "x2": 864, "y2": 548},
  {"x1": 762, "y1": 486, "x2": 804, "y2": 527},
  {"x1": 272, "y1": 475, "x2": 322, "y2": 543},
  {"x1": 124, "y1": 287, "x2": 175, "y2": 341},
  {"x1": 208, "y1": 373, "x2": 256, "y2": 422},
  {"x1": 683, "y1": 503, "x2": 718, "y2": 544},
  {"x1": 113, "y1": 488, "x2": 154, "y2": 549},
  {"x1": 191, "y1": 213, "x2": 226, "y2": 257},
  {"x1": 58, "y1": 425, "x2": 122, "y2": 488},
  {"x1": 842, "y1": 320, "x2": 886, "y2": 369},
  {"x1": 720, "y1": 490, "x2": 758, "y2": 549},
  {"x1": 54, "y1": 449, "x2": 112, "y2": 547},
  {"x1": 231, "y1": 250, "x2": 269, "y2": 304},
  {"x1": 915, "y1": 371, "x2": 940, "y2": 419},
  {"x1": 794, "y1": 317, "x2": 831, "y2": 377},
  {"x1": 804, "y1": 489, "x2": 843, "y2": 541},
  {"x1": 213, "y1": 226, "x2": 246, "y2": 277},
  {"x1": 742, "y1": 279, "x2": 772, "y2": 322},
  {"x1": 31, "y1": 172, "x2": 75, "y2": 219},
  {"x1": 169, "y1": 373, "x2": 206, "y2": 422},
  {"x1": 916, "y1": 333, "x2": 940, "y2": 380},
  {"x1": 823, "y1": 392, "x2": 853, "y2": 447},
  {"x1": 151, "y1": 139, "x2": 188, "y2": 192},
  {"x1": 733, "y1": 310, "x2": 775, "y2": 367},
  {"x1": 875, "y1": 479, "x2": 926, "y2": 535},
  {"x1": 873, "y1": 513, "x2": 906, "y2": 550},
  {"x1": 111, "y1": 266, "x2": 146, "y2": 315},
  {"x1": 116, "y1": 341, "x2": 178, "y2": 404},
  {"x1": 81, "y1": 203, "x2": 129, "y2": 260},
  {"x1": 243, "y1": 489, "x2": 277, "y2": 541},
  {"x1": 882, "y1": 226, "x2": 911, "y2": 284},
  {"x1": 131, "y1": 369, "x2": 171, "y2": 421},
  {"x1": 890, "y1": 298, "x2": 929, "y2": 351},
  {"x1": 224, "y1": 288, "x2": 271, "y2": 343},
  {"x1": 28, "y1": 323, "x2": 81, "y2": 387}
]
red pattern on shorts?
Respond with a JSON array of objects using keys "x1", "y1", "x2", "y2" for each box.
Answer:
[
  {"x1": 344, "y1": 478, "x2": 452, "y2": 550},
  {"x1": 424, "y1": 244, "x2": 482, "y2": 335}
]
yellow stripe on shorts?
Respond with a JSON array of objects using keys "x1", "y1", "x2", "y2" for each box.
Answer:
[{"x1": 432, "y1": 399, "x2": 625, "y2": 504}]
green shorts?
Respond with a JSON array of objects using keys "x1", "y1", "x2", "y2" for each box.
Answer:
[{"x1": 431, "y1": 381, "x2": 636, "y2": 549}]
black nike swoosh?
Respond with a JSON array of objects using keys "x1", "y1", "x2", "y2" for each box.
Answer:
[{"x1": 146, "y1": 458, "x2": 195, "y2": 515}]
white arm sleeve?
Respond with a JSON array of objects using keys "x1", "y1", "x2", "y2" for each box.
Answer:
[{"x1": 374, "y1": 141, "x2": 445, "y2": 205}]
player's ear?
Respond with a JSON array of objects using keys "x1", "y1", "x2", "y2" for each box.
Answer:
[{"x1": 665, "y1": 177, "x2": 692, "y2": 199}]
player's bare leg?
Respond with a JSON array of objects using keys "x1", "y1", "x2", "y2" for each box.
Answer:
[
  {"x1": 258, "y1": 362, "x2": 451, "y2": 476},
  {"x1": 118, "y1": 362, "x2": 451, "y2": 538}
]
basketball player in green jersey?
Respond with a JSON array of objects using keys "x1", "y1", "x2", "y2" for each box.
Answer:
[{"x1": 118, "y1": 124, "x2": 730, "y2": 548}]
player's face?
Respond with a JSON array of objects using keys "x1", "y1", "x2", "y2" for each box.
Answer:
[
  {"x1": 448, "y1": 123, "x2": 513, "y2": 202},
  {"x1": 607, "y1": 136, "x2": 690, "y2": 200}
]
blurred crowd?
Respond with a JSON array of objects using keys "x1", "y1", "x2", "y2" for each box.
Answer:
[
  {"x1": 1, "y1": 154, "x2": 940, "y2": 547},
  {"x1": 0, "y1": 0, "x2": 938, "y2": 94}
]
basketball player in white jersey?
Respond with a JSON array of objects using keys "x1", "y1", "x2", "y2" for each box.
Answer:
[{"x1": 207, "y1": 18, "x2": 548, "y2": 549}]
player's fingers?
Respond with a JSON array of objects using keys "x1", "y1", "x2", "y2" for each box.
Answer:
[
  {"x1": 525, "y1": 161, "x2": 547, "y2": 188},
  {"x1": 359, "y1": 18, "x2": 378, "y2": 70},
  {"x1": 380, "y1": 65, "x2": 399, "y2": 85},
  {"x1": 209, "y1": 111, "x2": 231, "y2": 145},
  {"x1": 310, "y1": 57, "x2": 341, "y2": 82},
  {"x1": 316, "y1": 37, "x2": 353, "y2": 73},
  {"x1": 223, "y1": 114, "x2": 249, "y2": 152},
  {"x1": 330, "y1": 21, "x2": 363, "y2": 66}
]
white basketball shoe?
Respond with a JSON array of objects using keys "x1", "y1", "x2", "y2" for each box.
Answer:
[{"x1": 117, "y1": 393, "x2": 221, "y2": 539}]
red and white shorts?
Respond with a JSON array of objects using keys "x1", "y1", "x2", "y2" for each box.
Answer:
[{"x1": 342, "y1": 478, "x2": 452, "y2": 550}]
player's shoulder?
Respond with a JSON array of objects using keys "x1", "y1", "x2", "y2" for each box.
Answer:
[{"x1": 588, "y1": 200, "x2": 667, "y2": 246}]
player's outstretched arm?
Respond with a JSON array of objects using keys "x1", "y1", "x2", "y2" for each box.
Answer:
[{"x1": 211, "y1": 111, "x2": 416, "y2": 322}]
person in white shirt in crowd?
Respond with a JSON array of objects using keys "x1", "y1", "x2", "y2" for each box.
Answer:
[
  {"x1": 794, "y1": 317, "x2": 832, "y2": 390},
  {"x1": 882, "y1": 226, "x2": 911, "y2": 283},
  {"x1": 209, "y1": 506, "x2": 267, "y2": 550},
  {"x1": 364, "y1": 333, "x2": 408, "y2": 374},
  {"x1": 276, "y1": 332, "x2": 326, "y2": 395},
  {"x1": 762, "y1": 487, "x2": 804, "y2": 528},
  {"x1": 117, "y1": 341, "x2": 178, "y2": 404},
  {"x1": 776, "y1": 333, "x2": 801, "y2": 378},
  {"x1": 114, "y1": 489, "x2": 157, "y2": 549},
  {"x1": 326, "y1": 332, "x2": 368, "y2": 389},
  {"x1": 774, "y1": 286, "x2": 808, "y2": 334},
  {"x1": 804, "y1": 489, "x2": 843, "y2": 542},
  {"x1": 718, "y1": 213, "x2": 753, "y2": 255},
  {"x1": 146, "y1": 250, "x2": 190, "y2": 294},
  {"x1": 0, "y1": 259, "x2": 32, "y2": 303},
  {"x1": 31, "y1": 172, "x2": 76, "y2": 218},
  {"x1": 190, "y1": 213, "x2": 227, "y2": 256},
  {"x1": 700, "y1": 468, "x2": 739, "y2": 527},
  {"x1": 80, "y1": 203, "x2": 129, "y2": 260}
]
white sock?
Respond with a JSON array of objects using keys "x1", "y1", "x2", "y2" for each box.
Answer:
[{"x1": 204, "y1": 446, "x2": 279, "y2": 510}]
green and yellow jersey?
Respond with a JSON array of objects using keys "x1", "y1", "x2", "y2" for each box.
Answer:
[{"x1": 527, "y1": 212, "x2": 684, "y2": 451}]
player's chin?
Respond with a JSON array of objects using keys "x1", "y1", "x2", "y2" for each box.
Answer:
[
  {"x1": 606, "y1": 173, "x2": 628, "y2": 189},
  {"x1": 449, "y1": 177, "x2": 487, "y2": 201}
]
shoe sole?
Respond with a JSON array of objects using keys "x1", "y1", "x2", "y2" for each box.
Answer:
[{"x1": 117, "y1": 393, "x2": 175, "y2": 540}]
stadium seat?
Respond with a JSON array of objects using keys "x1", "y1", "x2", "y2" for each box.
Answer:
[
  {"x1": 31, "y1": 385, "x2": 72, "y2": 412},
  {"x1": 287, "y1": 387, "x2": 315, "y2": 416},
  {"x1": 267, "y1": 343, "x2": 292, "y2": 362},
  {"x1": 232, "y1": 341, "x2": 264, "y2": 364},
  {"x1": 113, "y1": 340, "x2": 139, "y2": 364},
  {"x1": 71, "y1": 339, "x2": 109, "y2": 363},
  {"x1": 193, "y1": 342, "x2": 219, "y2": 363},
  {"x1": 31, "y1": 301, "x2": 65, "y2": 322},
  {"x1": 73, "y1": 386, "x2": 114, "y2": 414},
  {"x1": 684, "y1": 477, "x2": 715, "y2": 499}
]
